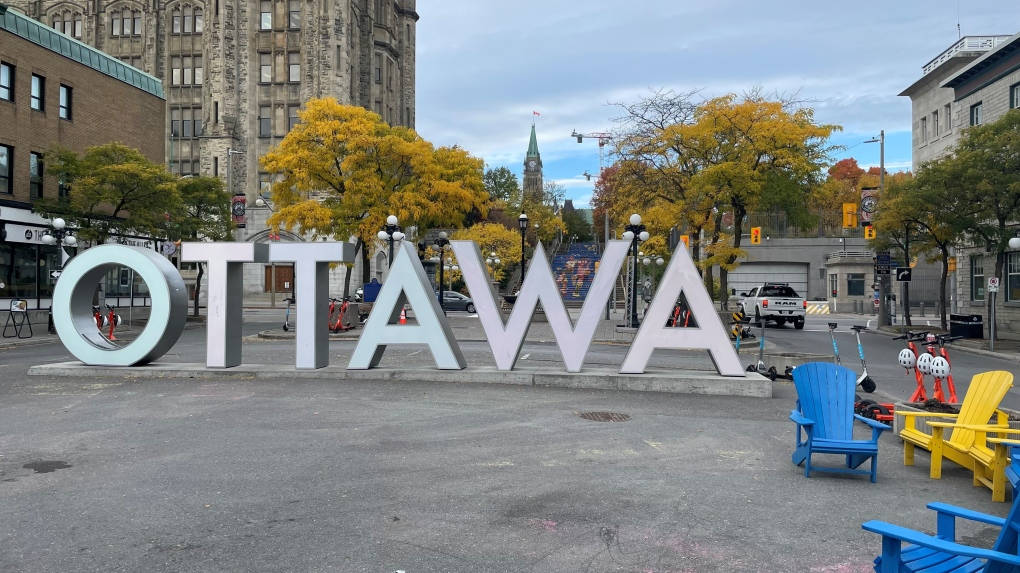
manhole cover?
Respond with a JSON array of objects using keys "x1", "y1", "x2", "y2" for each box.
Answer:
[{"x1": 578, "y1": 411, "x2": 630, "y2": 422}]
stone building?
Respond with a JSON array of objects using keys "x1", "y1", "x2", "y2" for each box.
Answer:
[
  {"x1": 0, "y1": 3, "x2": 166, "y2": 312},
  {"x1": 899, "y1": 32, "x2": 1020, "y2": 336},
  {"x1": 4, "y1": 0, "x2": 418, "y2": 300},
  {"x1": 522, "y1": 123, "x2": 543, "y2": 202}
]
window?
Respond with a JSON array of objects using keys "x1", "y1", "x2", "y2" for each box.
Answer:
[
  {"x1": 288, "y1": 0, "x2": 300, "y2": 28},
  {"x1": 258, "y1": 105, "x2": 271, "y2": 137},
  {"x1": 30, "y1": 74, "x2": 44, "y2": 111},
  {"x1": 0, "y1": 145, "x2": 11, "y2": 194},
  {"x1": 183, "y1": 56, "x2": 193, "y2": 84},
  {"x1": 374, "y1": 53, "x2": 382, "y2": 83},
  {"x1": 195, "y1": 8, "x2": 204, "y2": 33},
  {"x1": 258, "y1": 172, "x2": 272, "y2": 194},
  {"x1": 213, "y1": 156, "x2": 218, "y2": 177},
  {"x1": 29, "y1": 152, "x2": 43, "y2": 199},
  {"x1": 932, "y1": 110, "x2": 939, "y2": 137},
  {"x1": 172, "y1": 56, "x2": 202, "y2": 85},
  {"x1": 52, "y1": 13, "x2": 62, "y2": 33},
  {"x1": 172, "y1": 56, "x2": 181, "y2": 85},
  {"x1": 847, "y1": 273, "x2": 865, "y2": 296},
  {"x1": 172, "y1": 9, "x2": 181, "y2": 33},
  {"x1": 260, "y1": 0, "x2": 272, "y2": 29},
  {"x1": 1009, "y1": 252, "x2": 1020, "y2": 302},
  {"x1": 970, "y1": 101, "x2": 983, "y2": 126},
  {"x1": 182, "y1": 108, "x2": 193, "y2": 137},
  {"x1": 134, "y1": 11, "x2": 142, "y2": 34},
  {"x1": 59, "y1": 85, "x2": 72, "y2": 120},
  {"x1": 970, "y1": 255, "x2": 985, "y2": 301},
  {"x1": 195, "y1": 56, "x2": 204, "y2": 84},
  {"x1": 112, "y1": 12, "x2": 121, "y2": 36},
  {"x1": 288, "y1": 52, "x2": 300, "y2": 82},
  {"x1": 944, "y1": 103, "x2": 951, "y2": 132},
  {"x1": 171, "y1": 108, "x2": 181, "y2": 136},
  {"x1": 213, "y1": 101, "x2": 219, "y2": 123},
  {"x1": 920, "y1": 117, "x2": 927, "y2": 143},
  {"x1": 1011, "y1": 82, "x2": 1020, "y2": 109},
  {"x1": 122, "y1": 12, "x2": 132, "y2": 35},
  {"x1": 183, "y1": 6, "x2": 193, "y2": 33},
  {"x1": 287, "y1": 104, "x2": 299, "y2": 131},
  {"x1": 0, "y1": 62, "x2": 13, "y2": 101},
  {"x1": 259, "y1": 53, "x2": 271, "y2": 83},
  {"x1": 74, "y1": 14, "x2": 82, "y2": 38}
]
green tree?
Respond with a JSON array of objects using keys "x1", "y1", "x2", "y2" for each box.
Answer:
[
  {"x1": 36, "y1": 143, "x2": 178, "y2": 245},
  {"x1": 483, "y1": 166, "x2": 520, "y2": 205},
  {"x1": 168, "y1": 176, "x2": 234, "y2": 316}
]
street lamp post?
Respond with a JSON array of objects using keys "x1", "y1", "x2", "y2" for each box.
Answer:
[
  {"x1": 434, "y1": 232, "x2": 450, "y2": 312},
  {"x1": 376, "y1": 215, "x2": 405, "y2": 272},
  {"x1": 639, "y1": 256, "x2": 665, "y2": 319},
  {"x1": 622, "y1": 213, "x2": 649, "y2": 328},
  {"x1": 254, "y1": 194, "x2": 281, "y2": 308},
  {"x1": 864, "y1": 131, "x2": 888, "y2": 326},
  {"x1": 518, "y1": 213, "x2": 529, "y2": 291},
  {"x1": 485, "y1": 251, "x2": 501, "y2": 279},
  {"x1": 42, "y1": 217, "x2": 77, "y2": 334}
]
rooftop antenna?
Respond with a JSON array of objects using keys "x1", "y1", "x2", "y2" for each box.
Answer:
[{"x1": 956, "y1": 0, "x2": 961, "y2": 39}]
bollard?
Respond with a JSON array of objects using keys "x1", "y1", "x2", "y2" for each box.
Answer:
[{"x1": 919, "y1": 302, "x2": 925, "y2": 317}]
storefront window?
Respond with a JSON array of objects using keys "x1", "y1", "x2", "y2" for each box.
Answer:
[
  {"x1": 1008, "y1": 252, "x2": 1020, "y2": 302},
  {"x1": 8, "y1": 244, "x2": 38, "y2": 299},
  {"x1": 971, "y1": 255, "x2": 985, "y2": 301}
]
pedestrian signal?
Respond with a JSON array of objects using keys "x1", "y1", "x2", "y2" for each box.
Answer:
[
  {"x1": 864, "y1": 225, "x2": 876, "y2": 240},
  {"x1": 750, "y1": 227, "x2": 761, "y2": 245}
]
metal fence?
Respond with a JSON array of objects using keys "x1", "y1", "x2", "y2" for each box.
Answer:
[{"x1": 743, "y1": 211, "x2": 865, "y2": 239}]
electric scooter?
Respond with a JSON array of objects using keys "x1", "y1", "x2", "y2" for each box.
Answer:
[
  {"x1": 894, "y1": 331, "x2": 930, "y2": 402},
  {"x1": 745, "y1": 316, "x2": 792, "y2": 381},
  {"x1": 282, "y1": 297, "x2": 295, "y2": 332},
  {"x1": 826, "y1": 323, "x2": 891, "y2": 421}
]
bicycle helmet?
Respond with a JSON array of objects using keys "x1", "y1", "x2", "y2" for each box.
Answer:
[
  {"x1": 897, "y1": 348, "x2": 916, "y2": 369},
  {"x1": 916, "y1": 352, "x2": 934, "y2": 375},
  {"x1": 925, "y1": 333, "x2": 937, "y2": 344},
  {"x1": 930, "y1": 356, "x2": 950, "y2": 378}
]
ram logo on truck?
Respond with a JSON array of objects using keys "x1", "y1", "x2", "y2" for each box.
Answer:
[{"x1": 738, "y1": 282, "x2": 806, "y2": 330}]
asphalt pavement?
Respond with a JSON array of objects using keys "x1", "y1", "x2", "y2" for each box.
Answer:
[{"x1": 1, "y1": 308, "x2": 1020, "y2": 571}]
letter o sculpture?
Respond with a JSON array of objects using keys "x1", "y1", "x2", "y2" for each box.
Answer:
[{"x1": 53, "y1": 245, "x2": 187, "y2": 366}]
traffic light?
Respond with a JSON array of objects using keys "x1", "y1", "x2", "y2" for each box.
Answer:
[
  {"x1": 680, "y1": 234, "x2": 689, "y2": 247},
  {"x1": 750, "y1": 227, "x2": 761, "y2": 245},
  {"x1": 842, "y1": 203, "x2": 858, "y2": 228},
  {"x1": 864, "y1": 225, "x2": 876, "y2": 240}
]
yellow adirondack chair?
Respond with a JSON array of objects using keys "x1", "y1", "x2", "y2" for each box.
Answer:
[{"x1": 897, "y1": 370, "x2": 1014, "y2": 500}]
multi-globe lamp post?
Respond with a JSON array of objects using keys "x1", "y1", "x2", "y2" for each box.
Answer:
[
  {"x1": 640, "y1": 254, "x2": 665, "y2": 318},
  {"x1": 432, "y1": 232, "x2": 451, "y2": 312},
  {"x1": 622, "y1": 213, "x2": 649, "y2": 328},
  {"x1": 41, "y1": 217, "x2": 77, "y2": 266},
  {"x1": 377, "y1": 215, "x2": 405, "y2": 270}
]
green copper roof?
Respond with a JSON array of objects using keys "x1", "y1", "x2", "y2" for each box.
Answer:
[
  {"x1": 526, "y1": 124, "x2": 540, "y2": 158},
  {"x1": 0, "y1": 5, "x2": 164, "y2": 99}
]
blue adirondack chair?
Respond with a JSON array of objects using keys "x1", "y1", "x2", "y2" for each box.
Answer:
[
  {"x1": 862, "y1": 443, "x2": 1020, "y2": 572},
  {"x1": 790, "y1": 362, "x2": 891, "y2": 482}
]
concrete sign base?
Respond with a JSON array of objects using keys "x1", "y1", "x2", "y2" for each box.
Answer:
[{"x1": 27, "y1": 362, "x2": 772, "y2": 398}]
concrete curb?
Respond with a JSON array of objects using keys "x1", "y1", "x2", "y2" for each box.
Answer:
[{"x1": 26, "y1": 361, "x2": 773, "y2": 398}]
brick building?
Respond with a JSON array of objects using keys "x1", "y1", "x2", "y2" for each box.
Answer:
[{"x1": 0, "y1": 4, "x2": 165, "y2": 310}]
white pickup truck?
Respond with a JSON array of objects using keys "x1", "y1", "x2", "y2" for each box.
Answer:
[{"x1": 738, "y1": 282, "x2": 806, "y2": 329}]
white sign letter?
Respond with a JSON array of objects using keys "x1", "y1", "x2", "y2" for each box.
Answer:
[
  {"x1": 269, "y1": 242, "x2": 355, "y2": 369},
  {"x1": 181, "y1": 242, "x2": 268, "y2": 368},
  {"x1": 348, "y1": 242, "x2": 465, "y2": 370},
  {"x1": 452, "y1": 240, "x2": 628, "y2": 372},
  {"x1": 620, "y1": 242, "x2": 744, "y2": 376}
]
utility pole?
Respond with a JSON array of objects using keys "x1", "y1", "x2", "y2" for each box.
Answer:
[{"x1": 866, "y1": 131, "x2": 890, "y2": 327}]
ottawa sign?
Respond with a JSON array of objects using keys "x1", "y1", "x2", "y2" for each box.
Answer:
[{"x1": 50, "y1": 240, "x2": 744, "y2": 377}]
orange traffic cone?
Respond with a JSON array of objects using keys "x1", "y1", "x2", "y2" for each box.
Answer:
[{"x1": 399, "y1": 308, "x2": 407, "y2": 325}]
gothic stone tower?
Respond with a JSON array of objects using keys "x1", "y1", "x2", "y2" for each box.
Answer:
[
  {"x1": 522, "y1": 123, "x2": 543, "y2": 202},
  {"x1": 6, "y1": 0, "x2": 418, "y2": 235}
]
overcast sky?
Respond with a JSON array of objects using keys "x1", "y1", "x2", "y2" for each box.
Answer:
[{"x1": 414, "y1": 0, "x2": 1019, "y2": 208}]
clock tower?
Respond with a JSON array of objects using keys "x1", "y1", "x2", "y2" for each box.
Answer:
[{"x1": 522, "y1": 124, "x2": 544, "y2": 202}]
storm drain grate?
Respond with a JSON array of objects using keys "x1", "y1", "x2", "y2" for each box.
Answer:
[{"x1": 578, "y1": 411, "x2": 631, "y2": 423}]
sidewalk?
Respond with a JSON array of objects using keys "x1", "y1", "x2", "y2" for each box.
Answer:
[{"x1": 875, "y1": 325, "x2": 1020, "y2": 362}]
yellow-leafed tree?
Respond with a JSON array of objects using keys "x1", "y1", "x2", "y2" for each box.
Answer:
[{"x1": 260, "y1": 99, "x2": 488, "y2": 286}]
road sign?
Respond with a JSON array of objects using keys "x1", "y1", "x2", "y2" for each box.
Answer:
[
  {"x1": 875, "y1": 251, "x2": 891, "y2": 274},
  {"x1": 896, "y1": 267, "x2": 912, "y2": 282},
  {"x1": 988, "y1": 276, "x2": 1000, "y2": 293}
]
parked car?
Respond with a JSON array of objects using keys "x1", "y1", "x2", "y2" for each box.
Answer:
[
  {"x1": 436, "y1": 291, "x2": 476, "y2": 313},
  {"x1": 738, "y1": 282, "x2": 806, "y2": 329}
]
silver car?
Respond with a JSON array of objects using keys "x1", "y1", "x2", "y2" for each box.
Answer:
[{"x1": 436, "y1": 291, "x2": 476, "y2": 313}]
